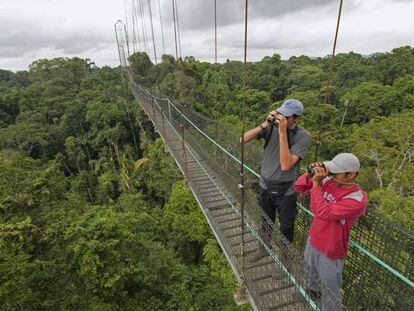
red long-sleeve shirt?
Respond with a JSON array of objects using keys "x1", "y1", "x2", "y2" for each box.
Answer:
[{"x1": 295, "y1": 173, "x2": 367, "y2": 259}]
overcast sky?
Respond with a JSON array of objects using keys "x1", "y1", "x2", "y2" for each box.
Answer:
[{"x1": 1, "y1": 0, "x2": 413, "y2": 72}]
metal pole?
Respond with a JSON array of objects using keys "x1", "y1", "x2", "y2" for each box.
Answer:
[
  {"x1": 161, "y1": 109, "x2": 166, "y2": 138},
  {"x1": 168, "y1": 100, "x2": 172, "y2": 123},
  {"x1": 180, "y1": 123, "x2": 188, "y2": 186},
  {"x1": 151, "y1": 98, "x2": 156, "y2": 122}
]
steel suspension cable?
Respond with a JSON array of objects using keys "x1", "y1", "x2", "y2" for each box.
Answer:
[
  {"x1": 171, "y1": 0, "x2": 179, "y2": 61},
  {"x1": 147, "y1": 0, "x2": 158, "y2": 64},
  {"x1": 174, "y1": 0, "x2": 182, "y2": 59},
  {"x1": 314, "y1": 0, "x2": 343, "y2": 160},
  {"x1": 133, "y1": 0, "x2": 142, "y2": 51},
  {"x1": 214, "y1": 0, "x2": 217, "y2": 65},
  {"x1": 130, "y1": 0, "x2": 138, "y2": 52},
  {"x1": 239, "y1": 0, "x2": 249, "y2": 289},
  {"x1": 138, "y1": 0, "x2": 149, "y2": 55},
  {"x1": 213, "y1": 0, "x2": 218, "y2": 107},
  {"x1": 157, "y1": 0, "x2": 166, "y2": 56},
  {"x1": 124, "y1": 0, "x2": 132, "y2": 54}
]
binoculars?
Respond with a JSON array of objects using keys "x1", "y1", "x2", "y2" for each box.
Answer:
[{"x1": 307, "y1": 163, "x2": 326, "y2": 177}]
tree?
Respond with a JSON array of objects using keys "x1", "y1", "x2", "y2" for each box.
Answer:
[
  {"x1": 347, "y1": 112, "x2": 414, "y2": 196},
  {"x1": 162, "y1": 181, "x2": 211, "y2": 264},
  {"x1": 341, "y1": 81, "x2": 399, "y2": 124},
  {"x1": 134, "y1": 139, "x2": 179, "y2": 204},
  {"x1": 379, "y1": 46, "x2": 414, "y2": 85},
  {"x1": 158, "y1": 71, "x2": 198, "y2": 106},
  {"x1": 128, "y1": 52, "x2": 154, "y2": 86},
  {"x1": 0, "y1": 119, "x2": 48, "y2": 157}
]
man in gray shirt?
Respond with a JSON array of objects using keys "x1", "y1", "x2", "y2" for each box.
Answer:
[{"x1": 241, "y1": 99, "x2": 311, "y2": 261}]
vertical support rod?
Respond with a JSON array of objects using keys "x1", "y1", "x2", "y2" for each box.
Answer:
[
  {"x1": 234, "y1": 1, "x2": 249, "y2": 305},
  {"x1": 171, "y1": 0, "x2": 179, "y2": 61},
  {"x1": 180, "y1": 123, "x2": 188, "y2": 186},
  {"x1": 147, "y1": 0, "x2": 158, "y2": 64},
  {"x1": 240, "y1": 0, "x2": 249, "y2": 281},
  {"x1": 123, "y1": 22, "x2": 131, "y2": 59},
  {"x1": 161, "y1": 102, "x2": 166, "y2": 137},
  {"x1": 314, "y1": 0, "x2": 343, "y2": 161},
  {"x1": 151, "y1": 97, "x2": 156, "y2": 122},
  {"x1": 214, "y1": 0, "x2": 217, "y2": 65},
  {"x1": 214, "y1": 121, "x2": 218, "y2": 158},
  {"x1": 168, "y1": 100, "x2": 172, "y2": 123},
  {"x1": 157, "y1": 0, "x2": 166, "y2": 56}
]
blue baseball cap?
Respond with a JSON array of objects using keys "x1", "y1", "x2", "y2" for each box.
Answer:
[{"x1": 275, "y1": 99, "x2": 304, "y2": 117}]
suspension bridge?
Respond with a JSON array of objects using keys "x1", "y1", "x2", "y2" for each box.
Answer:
[{"x1": 115, "y1": 1, "x2": 414, "y2": 310}]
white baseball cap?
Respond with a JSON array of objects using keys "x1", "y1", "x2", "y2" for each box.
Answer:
[{"x1": 323, "y1": 153, "x2": 360, "y2": 173}]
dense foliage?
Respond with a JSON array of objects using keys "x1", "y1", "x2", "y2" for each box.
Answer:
[
  {"x1": 1, "y1": 45, "x2": 413, "y2": 309},
  {"x1": 0, "y1": 58, "x2": 245, "y2": 310}
]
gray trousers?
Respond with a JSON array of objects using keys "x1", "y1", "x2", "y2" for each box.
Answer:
[{"x1": 304, "y1": 239, "x2": 345, "y2": 311}]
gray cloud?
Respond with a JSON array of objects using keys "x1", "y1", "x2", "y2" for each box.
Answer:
[
  {"x1": 157, "y1": 0, "x2": 338, "y2": 31},
  {"x1": 0, "y1": 0, "x2": 413, "y2": 72},
  {"x1": 0, "y1": 16, "x2": 112, "y2": 58}
]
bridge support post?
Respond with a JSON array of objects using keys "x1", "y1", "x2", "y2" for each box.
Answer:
[
  {"x1": 168, "y1": 100, "x2": 172, "y2": 123},
  {"x1": 161, "y1": 109, "x2": 166, "y2": 138},
  {"x1": 214, "y1": 121, "x2": 218, "y2": 158},
  {"x1": 180, "y1": 124, "x2": 189, "y2": 188},
  {"x1": 151, "y1": 98, "x2": 156, "y2": 122}
]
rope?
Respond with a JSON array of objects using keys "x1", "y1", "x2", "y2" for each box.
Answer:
[
  {"x1": 147, "y1": 0, "x2": 158, "y2": 64},
  {"x1": 239, "y1": 0, "x2": 249, "y2": 285},
  {"x1": 157, "y1": 0, "x2": 166, "y2": 56},
  {"x1": 314, "y1": 0, "x2": 343, "y2": 161}
]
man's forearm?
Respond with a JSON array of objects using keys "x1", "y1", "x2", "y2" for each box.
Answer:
[
  {"x1": 240, "y1": 123, "x2": 266, "y2": 143},
  {"x1": 279, "y1": 132, "x2": 296, "y2": 170}
]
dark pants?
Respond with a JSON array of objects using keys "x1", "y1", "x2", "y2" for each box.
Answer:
[{"x1": 259, "y1": 187, "x2": 297, "y2": 244}]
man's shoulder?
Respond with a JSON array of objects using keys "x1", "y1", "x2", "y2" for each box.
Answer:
[{"x1": 296, "y1": 125, "x2": 311, "y2": 138}]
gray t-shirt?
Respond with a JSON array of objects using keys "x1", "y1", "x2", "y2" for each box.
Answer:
[{"x1": 257, "y1": 124, "x2": 311, "y2": 195}]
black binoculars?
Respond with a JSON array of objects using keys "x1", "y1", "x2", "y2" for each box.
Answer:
[{"x1": 307, "y1": 163, "x2": 326, "y2": 177}]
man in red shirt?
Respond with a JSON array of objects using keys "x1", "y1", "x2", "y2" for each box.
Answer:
[{"x1": 294, "y1": 153, "x2": 367, "y2": 309}]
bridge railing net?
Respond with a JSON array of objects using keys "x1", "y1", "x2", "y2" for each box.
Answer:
[{"x1": 130, "y1": 78, "x2": 413, "y2": 310}]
